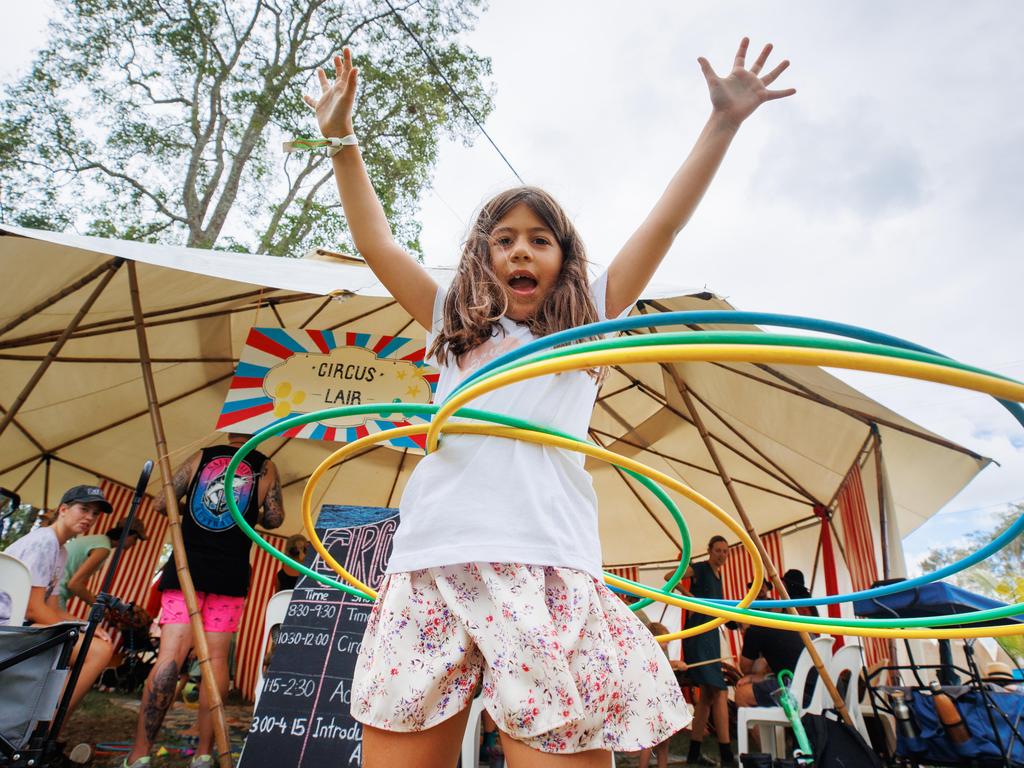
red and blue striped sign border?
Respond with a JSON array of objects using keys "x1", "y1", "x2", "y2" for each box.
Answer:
[{"x1": 216, "y1": 328, "x2": 439, "y2": 450}]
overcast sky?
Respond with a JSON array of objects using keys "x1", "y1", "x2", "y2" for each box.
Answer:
[{"x1": 3, "y1": 2, "x2": 1022, "y2": 568}]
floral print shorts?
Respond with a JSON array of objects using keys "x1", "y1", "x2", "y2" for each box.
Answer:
[{"x1": 351, "y1": 562, "x2": 691, "y2": 753}]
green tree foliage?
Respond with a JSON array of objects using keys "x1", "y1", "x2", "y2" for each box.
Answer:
[
  {"x1": 0, "y1": 0, "x2": 493, "y2": 256},
  {"x1": 920, "y1": 504, "x2": 1024, "y2": 661},
  {"x1": 0, "y1": 503, "x2": 43, "y2": 551}
]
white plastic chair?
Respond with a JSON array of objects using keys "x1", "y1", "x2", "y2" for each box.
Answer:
[
  {"x1": 253, "y1": 589, "x2": 293, "y2": 707},
  {"x1": 459, "y1": 695, "x2": 488, "y2": 768},
  {"x1": 828, "y1": 642, "x2": 870, "y2": 743},
  {"x1": 0, "y1": 551, "x2": 32, "y2": 625},
  {"x1": 737, "y1": 635, "x2": 835, "y2": 758}
]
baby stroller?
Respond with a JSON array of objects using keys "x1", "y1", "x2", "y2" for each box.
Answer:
[{"x1": 0, "y1": 462, "x2": 152, "y2": 767}]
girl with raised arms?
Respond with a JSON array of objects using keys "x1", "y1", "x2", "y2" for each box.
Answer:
[{"x1": 304, "y1": 38, "x2": 794, "y2": 768}]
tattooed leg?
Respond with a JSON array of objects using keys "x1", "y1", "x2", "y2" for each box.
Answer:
[
  {"x1": 125, "y1": 624, "x2": 192, "y2": 764},
  {"x1": 144, "y1": 660, "x2": 179, "y2": 742}
]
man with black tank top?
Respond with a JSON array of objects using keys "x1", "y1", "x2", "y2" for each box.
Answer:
[{"x1": 122, "y1": 433, "x2": 285, "y2": 768}]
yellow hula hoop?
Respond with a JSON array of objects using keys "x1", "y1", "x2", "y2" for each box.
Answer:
[
  {"x1": 426, "y1": 344, "x2": 1024, "y2": 452},
  {"x1": 303, "y1": 422, "x2": 1024, "y2": 640},
  {"x1": 607, "y1": 576, "x2": 1024, "y2": 640},
  {"x1": 303, "y1": 421, "x2": 1024, "y2": 640},
  {"x1": 302, "y1": 420, "x2": 765, "y2": 640},
  {"x1": 302, "y1": 343, "x2": 1024, "y2": 641}
]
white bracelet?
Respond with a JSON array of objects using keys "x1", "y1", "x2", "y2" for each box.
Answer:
[
  {"x1": 325, "y1": 134, "x2": 358, "y2": 157},
  {"x1": 281, "y1": 134, "x2": 358, "y2": 157}
]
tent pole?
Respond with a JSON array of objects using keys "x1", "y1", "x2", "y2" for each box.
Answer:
[
  {"x1": 589, "y1": 428, "x2": 682, "y2": 546},
  {"x1": 0, "y1": 259, "x2": 123, "y2": 439},
  {"x1": 127, "y1": 262, "x2": 233, "y2": 768},
  {"x1": 809, "y1": 528, "x2": 823, "y2": 594},
  {"x1": 588, "y1": 426, "x2": 812, "y2": 506},
  {"x1": 13, "y1": 456, "x2": 45, "y2": 494},
  {"x1": 0, "y1": 404, "x2": 46, "y2": 452},
  {"x1": 828, "y1": 518, "x2": 851, "y2": 571},
  {"x1": 678, "y1": 379, "x2": 821, "y2": 503},
  {"x1": 871, "y1": 430, "x2": 901, "y2": 683},
  {"x1": 626, "y1": 373, "x2": 816, "y2": 501},
  {"x1": 385, "y1": 448, "x2": 409, "y2": 508},
  {"x1": 0, "y1": 291, "x2": 310, "y2": 351},
  {"x1": 872, "y1": 430, "x2": 891, "y2": 580},
  {"x1": 0, "y1": 256, "x2": 122, "y2": 338},
  {"x1": 43, "y1": 454, "x2": 51, "y2": 510},
  {"x1": 676, "y1": 380, "x2": 855, "y2": 728}
]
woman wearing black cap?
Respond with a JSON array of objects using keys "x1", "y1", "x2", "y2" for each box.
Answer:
[{"x1": 0, "y1": 485, "x2": 116, "y2": 725}]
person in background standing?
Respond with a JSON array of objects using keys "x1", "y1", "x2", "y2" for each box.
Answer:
[
  {"x1": 122, "y1": 433, "x2": 284, "y2": 768},
  {"x1": 675, "y1": 536, "x2": 734, "y2": 766}
]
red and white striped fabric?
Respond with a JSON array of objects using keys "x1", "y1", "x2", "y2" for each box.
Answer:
[
  {"x1": 719, "y1": 532, "x2": 785, "y2": 664},
  {"x1": 234, "y1": 534, "x2": 288, "y2": 701},
  {"x1": 836, "y1": 463, "x2": 887, "y2": 667},
  {"x1": 65, "y1": 481, "x2": 169, "y2": 643},
  {"x1": 606, "y1": 565, "x2": 639, "y2": 596}
]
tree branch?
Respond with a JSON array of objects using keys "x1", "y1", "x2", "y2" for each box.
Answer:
[{"x1": 78, "y1": 159, "x2": 187, "y2": 224}]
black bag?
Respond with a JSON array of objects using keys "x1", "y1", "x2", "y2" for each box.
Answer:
[{"x1": 801, "y1": 712, "x2": 882, "y2": 768}]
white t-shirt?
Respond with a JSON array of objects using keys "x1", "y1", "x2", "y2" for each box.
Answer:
[
  {"x1": 388, "y1": 273, "x2": 619, "y2": 579},
  {"x1": 0, "y1": 526, "x2": 67, "y2": 625}
]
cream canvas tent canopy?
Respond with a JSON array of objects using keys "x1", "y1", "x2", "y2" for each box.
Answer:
[{"x1": 0, "y1": 224, "x2": 991, "y2": 573}]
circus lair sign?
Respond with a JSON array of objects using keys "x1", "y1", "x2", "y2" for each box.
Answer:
[{"x1": 217, "y1": 328, "x2": 439, "y2": 451}]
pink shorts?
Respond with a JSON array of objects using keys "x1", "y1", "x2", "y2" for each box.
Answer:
[
  {"x1": 159, "y1": 589, "x2": 245, "y2": 633},
  {"x1": 351, "y1": 562, "x2": 690, "y2": 753}
]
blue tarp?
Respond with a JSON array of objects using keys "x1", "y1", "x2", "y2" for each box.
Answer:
[
  {"x1": 899, "y1": 687, "x2": 1024, "y2": 766},
  {"x1": 853, "y1": 580, "x2": 1024, "y2": 628}
]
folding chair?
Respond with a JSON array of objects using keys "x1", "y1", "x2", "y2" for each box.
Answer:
[
  {"x1": 0, "y1": 462, "x2": 153, "y2": 767},
  {"x1": 254, "y1": 589, "x2": 293, "y2": 708},
  {"x1": 0, "y1": 622, "x2": 85, "y2": 767},
  {"x1": 0, "y1": 552, "x2": 31, "y2": 626},
  {"x1": 828, "y1": 642, "x2": 870, "y2": 743},
  {"x1": 736, "y1": 635, "x2": 835, "y2": 758}
]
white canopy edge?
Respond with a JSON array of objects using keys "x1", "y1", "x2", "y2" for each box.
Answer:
[{"x1": 0, "y1": 224, "x2": 698, "y2": 301}]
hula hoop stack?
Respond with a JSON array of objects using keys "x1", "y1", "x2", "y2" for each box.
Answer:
[{"x1": 224, "y1": 311, "x2": 1024, "y2": 643}]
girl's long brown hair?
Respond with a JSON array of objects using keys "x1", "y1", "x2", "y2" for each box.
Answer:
[{"x1": 428, "y1": 187, "x2": 598, "y2": 366}]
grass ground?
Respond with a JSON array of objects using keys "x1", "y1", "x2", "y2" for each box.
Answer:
[
  {"x1": 59, "y1": 690, "x2": 722, "y2": 767},
  {"x1": 60, "y1": 689, "x2": 252, "y2": 767}
]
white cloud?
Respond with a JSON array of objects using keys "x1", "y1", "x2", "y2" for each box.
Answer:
[{"x1": 4, "y1": 2, "x2": 1022, "y2": 543}]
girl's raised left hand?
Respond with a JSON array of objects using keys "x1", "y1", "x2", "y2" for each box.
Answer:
[
  {"x1": 303, "y1": 47, "x2": 359, "y2": 139},
  {"x1": 699, "y1": 37, "x2": 795, "y2": 128}
]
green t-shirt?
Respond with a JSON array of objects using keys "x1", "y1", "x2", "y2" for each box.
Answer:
[{"x1": 58, "y1": 533, "x2": 111, "y2": 606}]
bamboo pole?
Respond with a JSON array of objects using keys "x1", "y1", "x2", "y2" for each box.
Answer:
[
  {"x1": 588, "y1": 427, "x2": 682, "y2": 545},
  {"x1": 674, "y1": 378, "x2": 855, "y2": 728},
  {"x1": 127, "y1": 262, "x2": 233, "y2": 768},
  {"x1": 0, "y1": 291, "x2": 312, "y2": 350},
  {"x1": 42, "y1": 455, "x2": 51, "y2": 511},
  {"x1": 0, "y1": 373, "x2": 234, "y2": 479},
  {"x1": 872, "y1": 430, "x2": 891, "y2": 580},
  {"x1": 871, "y1": 430, "x2": 901, "y2": 685},
  {"x1": 0, "y1": 354, "x2": 238, "y2": 363},
  {"x1": 0, "y1": 404, "x2": 46, "y2": 452},
  {"x1": 625, "y1": 373, "x2": 815, "y2": 501},
  {"x1": 587, "y1": 426, "x2": 812, "y2": 505},
  {"x1": 0, "y1": 259, "x2": 122, "y2": 439},
  {"x1": 0, "y1": 256, "x2": 121, "y2": 337},
  {"x1": 13, "y1": 456, "x2": 45, "y2": 494}
]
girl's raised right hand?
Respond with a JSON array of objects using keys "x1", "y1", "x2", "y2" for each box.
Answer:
[{"x1": 303, "y1": 47, "x2": 358, "y2": 138}]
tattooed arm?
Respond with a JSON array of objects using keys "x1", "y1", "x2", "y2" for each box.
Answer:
[
  {"x1": 154, "y1": 453, "x2": 200, "y2": 515},
  {"x1": 258, "y1": 460, "x2": 285, "y2": 530}
]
